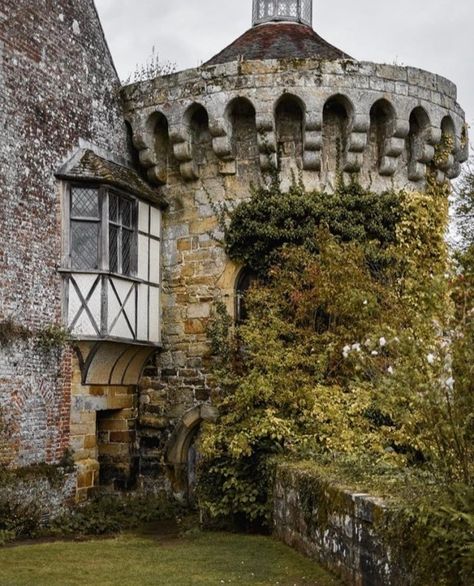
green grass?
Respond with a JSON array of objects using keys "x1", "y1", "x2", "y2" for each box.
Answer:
[{"x1": 0, "y1": 531, "x2": 340, "y2": 586}]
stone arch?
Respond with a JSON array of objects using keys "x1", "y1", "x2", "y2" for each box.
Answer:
[
  {"x1": 235, "y1": 267, "x2": 257, "y2": 323},
  {"x1": 275, "y1": 94, "x2": 305, "y2": 167},
  {"x1": 436, "y1": 115, "x2": 456, "y2": 173},
  {"x1": 184, "y1": 103, "x2": 213, "y2": 169},
  {"x1": 367, "y1": 99, "x2": 396, "y2": 172},
  {"x1": 226, "y1": 97, "x2": 259, "y2": 169},
  {"x1": 165, "y1": 404, "x2": 218, "y2": 500},
  {"x1": 322, "y1": 94, "x2": 353, "y2": 175},
  {"x1": 147, "y1": 111, "x2": 170, "y2": 185},
  {"x1": 406, "y1": 106, "x2": 431, "y2": 181}
]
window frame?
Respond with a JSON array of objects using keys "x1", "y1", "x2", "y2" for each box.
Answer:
[{"x1": 64, "y1": 182, "x2": 139, "y2": 278}]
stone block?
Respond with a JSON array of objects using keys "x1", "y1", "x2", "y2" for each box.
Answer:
[
  {"x1": 185, "y1": 318, "x2": 207, "y2": 334},
  {"x1": 187, "y1": 303, "x2": 211, "y2": 319},
  {"x1": 139, "y1": 415, "x2": 169, "y2": 429},
  {"x1": 77, "y1": 470, "x2": 94, "y2": 489},
  {"x1": 83, "y1": 435, "x2": 97, "y2": 449}
]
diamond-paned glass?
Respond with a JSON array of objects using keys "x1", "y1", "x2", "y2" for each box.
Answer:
[
  {"x1": 71, "y1": 187, "x2": 99, "y2": 219},
  {"x1": 109, "y1": 225, "x2": 119, "y2": 273},
  {"x1": 121, "y1": 199, "x2": 133, "y2": 228},
  {"x1": 122, "y1": 229, "x2": 133, "y2": 276},
  {"x1": 253, "y1": 0, "x2": 312, "y2": 26},
  {"x1": 109, "y1": 193, "x2": 119, "y2": 223},
  {"x1": 108, "y1": 192, "x2": 136, "y2": 276},
  {"x1": 71, "y1": 221, "x2": 99, "y2": 270}
]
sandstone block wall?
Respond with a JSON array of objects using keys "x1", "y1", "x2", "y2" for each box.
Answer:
[{"x1": 121, "y1": 57, "x2": 467, "y2": 492}]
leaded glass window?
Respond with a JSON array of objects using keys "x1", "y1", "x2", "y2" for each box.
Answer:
[
  {"x1": 70, "y1": 187, "x2": 100, "y2": 270},
  {"x1": 109, "y1": 193, "x2": 136, "y2": 276},
  {"x1": 68, "y1": 186, "x2": 137, "y2": 276}
]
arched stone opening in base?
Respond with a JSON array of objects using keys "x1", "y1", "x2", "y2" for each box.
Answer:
[{"x1": 165, "y1": 404, "x2": 218, "y2": 503}]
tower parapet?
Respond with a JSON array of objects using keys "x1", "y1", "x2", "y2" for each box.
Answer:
[{"x1": 123, "y1": 58, "x2": 468, "y2": 193}]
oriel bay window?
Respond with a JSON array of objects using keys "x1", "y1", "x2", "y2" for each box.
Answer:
[
  {"x1": 69, "y1": 186, "x2": 138, "y2": 275},
  {"x1": 62, "y1": 180, "x2": 162, "y2": 345},
  {"x1": 58, "y1": 148, "x2": 166, "y2": 385}
]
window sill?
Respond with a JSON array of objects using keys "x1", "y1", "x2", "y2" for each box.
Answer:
[{"x1": 58, "y1": 268, "x2": 150, "y2": 285}]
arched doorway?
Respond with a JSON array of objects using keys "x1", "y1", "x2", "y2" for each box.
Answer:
[{"x1": 165, "y1": 405, "x2": 218, "y2": 503}]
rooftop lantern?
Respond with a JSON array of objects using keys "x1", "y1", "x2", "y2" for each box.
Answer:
[{"x1": 252, "y1": 0, "x2": 313, "y2": 27}]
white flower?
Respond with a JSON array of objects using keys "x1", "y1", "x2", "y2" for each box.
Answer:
[
  {"x1": 445, "y1": 377, "x2": 455, "y2": 390},
  {"x1": 371, "y1": 350, "x2": 379, "y2": 356},
  {"x1": 379, "y1": 337, "x2": 387, "y2": 348},
  {"x1": 363, "y1": 300, "x2": 368, "y2": 306},
  {"x1": 351, "y1": 343, "x2": 361, "y2": 352},
  {"x1": 387, "y1": 366, "x2": 394, "y2": 375},
  {"x1": 427, "y1": 353, "x2": 436, "y2": 365},
  {"x1": 342, "y1": 345, "x2": 351, "y2": 359}
]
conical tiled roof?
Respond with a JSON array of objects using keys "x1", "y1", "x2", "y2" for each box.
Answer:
[{"x1": 205, "y1": 22, "x2": 353, "y2": 66}]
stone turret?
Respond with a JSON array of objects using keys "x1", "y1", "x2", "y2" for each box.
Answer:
[
  {"x1": 121, "y1": 0, "x2": 468, "y2": 496},
  {"x1": 123, "y1": 2, "x2": 467, "y2": 194}
]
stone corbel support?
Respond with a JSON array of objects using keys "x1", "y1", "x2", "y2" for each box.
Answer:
[
  {"x1": 303, "y1": 113, "x2": 322, "y2": 171},
  {"x1": 344, "y1": 114, "x2": 369, "y2": 173},
  {"x1": 379, "y1": 119, "x2": 409, "y2": 177},
  {"x1": 444, "y1": 127, "x2": 469, "y2": 180},
  {"x1": 256, "y1": 112, "x2": 277, "y2": 172},
  {"x1": 408, "y1": 126, "x2": 440, "y2": 182},
  {"x1": 208, "y1": 117, "x2": 236, "y2": 175},
  {"x1": 170, "y1": 124, "x2": 199, "y2": 182},
  {"x1": 131, "y1": 115, "x2": 168, "y2": 185}
]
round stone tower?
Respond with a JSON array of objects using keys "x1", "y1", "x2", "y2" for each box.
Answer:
[{"x1": 121, "y1": 0, "x2": 469, "y2": 493}]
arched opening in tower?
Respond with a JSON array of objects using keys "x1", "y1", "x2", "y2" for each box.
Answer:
[
  {"x1": 367, "y1": 99, "x2": 396, "y2": 173},
  {"x1": 437, "y1": 116, "x2": 456, "y2": 174},
  {"x1": 322, "y1": 95, "x2": 351, "y2": 176},
  {"x1": 275, "y1": 95, "x2": 304, "y2": 170},
  {"x1": 149, "y1": 112, "x2": 170, "y2": 185},
  {"x1": 227, "y1": 97, "x2": 259, "y2": 173},
  {"x1": 235, "y1": 267, "x2": 258, "y2": 324},
  {"x1": 406, "y1": 107, "x2": 430, "y2": 181},
  {"x1": 187, "y1": 103, "x2": 213, "y2": 170}
]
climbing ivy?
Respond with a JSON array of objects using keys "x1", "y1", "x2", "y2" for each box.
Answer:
[
  {"x1": 198, "y1": 175, "x2": 473, "y2": 542},
  {"x1": 222, "y1": 176, "x2": 402, "y2": 275}
]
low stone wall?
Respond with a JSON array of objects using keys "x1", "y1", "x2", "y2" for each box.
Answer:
[{"x1": 273, "y1": 463, "x2": 406, "y2": 586}]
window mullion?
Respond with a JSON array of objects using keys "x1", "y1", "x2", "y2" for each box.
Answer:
[
  {"x1": 100, "y1": 188, "x2": 109, "y2": 271},
  {"x1": 118, "y1": 220, "x2": 123, "y2": 275}
]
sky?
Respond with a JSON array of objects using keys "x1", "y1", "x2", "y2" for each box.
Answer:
[{"x1": 95, "y1": 0, "x2": 473, "y2": 146}]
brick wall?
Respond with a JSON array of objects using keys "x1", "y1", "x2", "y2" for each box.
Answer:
[{"x1": 0, "y1": 0, "x2": 129, "y2": 467}]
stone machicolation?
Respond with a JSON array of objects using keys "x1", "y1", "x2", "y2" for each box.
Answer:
[{"x1": 124, "y1": 59, "x2": 468, "y2": 194}]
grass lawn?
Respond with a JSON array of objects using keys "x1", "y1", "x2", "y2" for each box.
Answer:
[{"x1": 0, "y1": 530, "x2": 340, "y2": 586}]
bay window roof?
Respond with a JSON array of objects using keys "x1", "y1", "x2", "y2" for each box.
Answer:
[{"x1": 57, "y1": 149, "x2": 167, "y2": 209}]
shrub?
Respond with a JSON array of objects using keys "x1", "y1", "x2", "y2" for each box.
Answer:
[
  {"x1": 222, "y1": 176, "x2": 402, "y2": 275},
  {"x1": 199, "y1": 177, "x2": 473, "y2": 531},
  {"x1": 50, "y1": 493, "x2": 180, "y2": 537}
]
